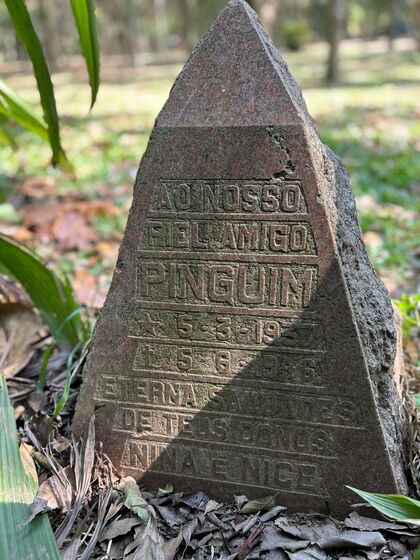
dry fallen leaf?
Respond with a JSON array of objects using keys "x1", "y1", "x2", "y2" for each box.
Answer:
[
  {"x1": 35, "y1": 465, "x2": 74, "y2": 513},
  {"x1": 96, "y1": 240, "x2": 119, "y2": 261},
  {"x1": 287, "y1": 544, "x2": 327, "y2": 560},
  {"x1": 182, "y1": 491, "x2": 209, "y2": 509},
  {"x1": 73, "y1": 268, "x2": 107, "y2": 309},
  {"x1": 266, "y1": 551, "x2": 288, "y2": 560},
  {"x1": 275, "y1": 516, "x2": 340, "y2": 545},
  {"x1": 55, "y1": 417, "x2": 96, "y2": 548},
  {"x1": 19, "y1": 176, "x2": 56, "y2": 199},
  {"x1": 0, "y1": 224, "x2": 33, "y2": 242},
  {"x1": 156, "y1": 483, "x2": 174, "y2": 498},
  {"x1": 241, "y1": 494, "x2": 276, "y2": 514},
  {"x1": 156, "y1": 504, "x2": 187, "y2": 528},
  {"x1": 53, "y1": 211, "x2": 97, "y2": 251},
  {"x1": 131, "y1": 516, "x2": 165, "y2": 560},
  {"x1": 163, "y1": 518, "x2": 198, "y2": 560},
  {"x1": 14, "y1": 404, "x2": 25, "y2": 420},
  {"x1": 19, "y1": 442, "x2": 38, "y2": 484},
  {"x1": 237, "y1": 524, "x2": 264, "y2": 559},
  {"x1": 344, "y1": 511, "x2": 405, "y2": 532},
  {"x1": 260, "y1": 505, "x2": 288, "y2": 522},
  {"x1": 0, "y1": 275, "x2": 41, "y2": 378},
  {"x1": 22, "y1": 200, "x2": 118, "y2": 245},
  {"x1": 275, "y1": 516, "x2": 388, "y2": 550},
  {"x1": 320, "y1": 529, "x2": 386, "y2": 549},
  {"x1": 234, "y1": 494, "x2": 249, "y2": 509},
  {"x1": 99, "y1": 516, "x2": 142, "y2": 542},
  {"x1": 204, "y1": 499, "x2": 221, "y2": 515},
  {"x1": 50, "y1": 435, "x2": 71, "y2": 454},
  {"x1": 124, "y1": 524, "x2": 147, "y2": 557},
  {"x1": 22, "y1": 202, "x2": 62, "y2": 236},
  {"x1": 118, "y1": 476, "x2": 150, "y2": 522},
  {"x1": 254, "y1": 526, "x2": 310, "y2": 553}
]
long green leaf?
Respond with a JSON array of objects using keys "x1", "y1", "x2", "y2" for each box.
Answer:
[
  {"x1": 0, "y1": 79, "x2": 49, "y2": 141},
  {"x1": 0, "y1": 375, "x2": 60, "y2": 560},
  {"x1": 347, "y1": 487, "x2": 420, "y2": 526},
  {"x1": 36, "y1": 343, "x2": 55, "y2": 394},
  {"x1": 3, "y1": 0, "x2": 67, "y2": 167},
  {"x1": 70, "y1": 0, "x2": 100, "y2": 108},
  {"x1": 0, "y1": 234, "x2": 85, "y2": 347},
  {"x1": 0, "y1": 111, "x2": 18, "y2": 149},
  {"x1": 53, "y1": 341, "x2": 84, "y2": 417}
]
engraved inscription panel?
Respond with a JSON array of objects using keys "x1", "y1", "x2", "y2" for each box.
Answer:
[
  {"x1": 123, "y1": 440, "x2": 328, "y2": 497},
  {"x1": 113, "y1": 407, "x2": 337, "y2": 458},
  {"x1": 133, "y1": 342, "x2": 326, "y2": 387},
  {"x1": 98, "y1": 375, "x2": 361, "y2": 427},
  {"x1": 121, "y1": 440, "x2": 329, "y2": 497},
  {"x1": 92, "y1": 178, "x2": 365, "y2": 501},
  {"x1": 130, "y1": 310, "x2": 325, "y2": 349},
  {"x1": 149, "y1": 180, "x2": 308, "y2": 215},
  {"x1": 137, "y1": 261, "x2": 318, "y2": 309},
  {"x1": 140, "y1": 219, "x2": 317, "y2": 255}
]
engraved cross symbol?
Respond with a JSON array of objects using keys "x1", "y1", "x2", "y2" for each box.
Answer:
[{"x1": 138, "y1": 312, "x2": 161, "y2": 337}]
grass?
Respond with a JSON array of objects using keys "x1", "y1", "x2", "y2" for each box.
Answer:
[{"x1": 0, "y1": 38, "x2": 419, "y2": 294}]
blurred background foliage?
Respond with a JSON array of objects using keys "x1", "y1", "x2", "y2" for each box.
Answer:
[
  {"x1": 0, "y1": 0, "x2": 419, "y2": 61},
  {"x1": 0, "y1": 0, "x2": 418, "y2": 308}
]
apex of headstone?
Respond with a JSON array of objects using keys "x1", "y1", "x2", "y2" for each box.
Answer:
[
  {"x1": 157, "y1": 0, "x2": 309, "y2": 127},
  {"x1": 225, "y1": 0, "x2": 255, "y2": 11}
]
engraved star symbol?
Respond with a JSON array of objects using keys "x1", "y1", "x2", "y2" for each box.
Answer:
[{"x1": 138, "y1": 312, "x2": 161, "y2": 337}]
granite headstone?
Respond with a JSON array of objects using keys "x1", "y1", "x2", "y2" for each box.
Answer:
[{"x1": 74, "y1": 0, "x2": 407, "y2": 515}]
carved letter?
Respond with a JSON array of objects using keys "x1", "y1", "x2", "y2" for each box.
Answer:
[
  {"x1": 238, "y1": 224, "x2": 258, "y2": 250},
  {"x1": 192, "y1": 222, "x2": 209, "y2": 249},
  {"x1": 209, "y1": 266, "x2": 235, "y2": 305},
  {"x1": 173, "y1": 222, "x2": 189, "y2": 248},
  {"x1": 239, "y1": 265, "x2": 265, "y2": 304},
  {"x1": 270, "y1": 224, "x2": 288, "y2": 252},
  {"x1": 140, "y1": 262, "x2": 165, "y2": 296},
  {"x1": 179, "y1": 264, "x2": 205, "y2": 300},
  {"x1": 282, "y1": 185, "x2": 301, "y2": 212},
  {"x1": 156, "y1": 185, "x2": 173, "y2": 210},
  {"x1": 223, "y1": 185, "x2": 240, "y2": 211},
  {"x1": 281, "y1": 269, "x2": 314, "y2": 308},
  {"x1": 242, "y1": 184, "x2": 259, "y2": 211},
  {"x1": 290, "y1": 224, "x2": 308, "y2": 251},
  {"x1": 203, "y1": 183, "x2": 219, "y2": 211},
  {"x1": 127, "y1": 441, "x2": 149, "y2": 469},
  {"x1": 262, "y1": 185, "x2": 280, "y2": 212},
  {"x1": 175, "y1": 183, "x2": 191, "y2": 210},
  {"x1": 221, "y1": 224, "x2": 237, "y2": 249}
]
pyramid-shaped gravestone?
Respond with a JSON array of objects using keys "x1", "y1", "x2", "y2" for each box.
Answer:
[{"x1": 74, "y1": 0, "x2": 407, "y2": 515}]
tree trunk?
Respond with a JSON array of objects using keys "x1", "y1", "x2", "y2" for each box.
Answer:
[
  {"x1": 124, "y1": 0, "x2": 137, "y2": 64},
  {"x1": 37, "y1": 0, "x2": 57, "y2": 70},
  {"x1": 153, "y1": 0, "x2": 169, "y2": 53},
  {"x1": 413, "y1": 0, "x2": 420, "y2": 50},
  {"x1": 389, "y1": 0, "x2": 398, "y2": 51},
  {"x1": 326, "y1": 0, "x2": 342, "y2": 84},
  {"x1": 103, "y1": 0, "x2": 137, "y2": 61},
  {"x1": 178, "y1": 0, "x2": 191, "y2": 49},
  {"x1": 15, "y1": 34, "x2": 27, "y2": 61},
  {"x1": 260, "y1": 0, "x2": 282, "y2": 42},
  {"x1": 118, "y1": 0, "x2": 136, "y2": 66}
]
